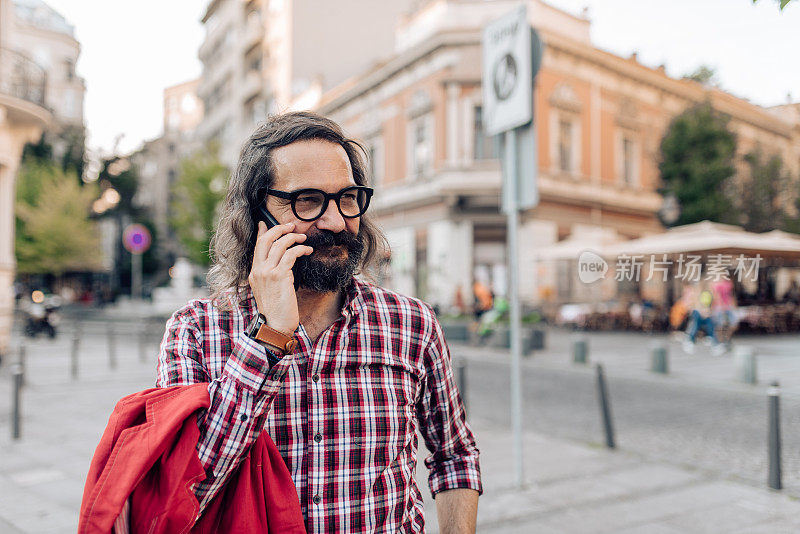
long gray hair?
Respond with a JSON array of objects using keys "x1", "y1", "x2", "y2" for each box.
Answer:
[{"x1": 207, "y1": 111, "x2": 389, "y2": 309}]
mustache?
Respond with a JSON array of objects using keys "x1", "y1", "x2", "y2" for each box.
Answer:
[{"x1": 304, "y1": 230, "x2": 360, "y2": 250}]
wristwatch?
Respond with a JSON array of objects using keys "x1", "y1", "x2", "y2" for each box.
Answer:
[{"x1": 246, "y1": 313, "x2": 297, "y2": 355}]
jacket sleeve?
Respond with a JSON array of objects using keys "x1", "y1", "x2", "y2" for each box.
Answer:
[
  {"x1": 156, "y1": 302, "x2": 293, "y2": 516},
  {"x1": 417, "y1": 312, "x2": 483, "y2": 497}
]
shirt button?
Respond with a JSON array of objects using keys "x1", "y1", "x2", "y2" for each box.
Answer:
[
  {"x1": 314, "y1": 433, "x2": 322, "y2": 443},
  {"x1": 313, "y1": 494, "x2": 321, "y2": 504},
  {"x1": 240, "y1": 414, "x2": 248, "y2": 422},
  {"x1": 312, "y1": 374, "x2": 319, "y2": 382}
]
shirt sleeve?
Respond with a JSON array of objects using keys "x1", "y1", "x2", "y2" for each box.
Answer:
[
  {"x1": 156, "y1": 303, "x2": 293, "y2": 516},
  {"x1": 417, "y1": 312, "x2": 482, "y2": 498}
]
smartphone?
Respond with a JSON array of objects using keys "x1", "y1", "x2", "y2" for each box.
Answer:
[{"x1": 255, "y1": 204, "x2": 280, "y2": 229}]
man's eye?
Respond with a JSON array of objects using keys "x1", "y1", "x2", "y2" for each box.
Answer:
[
  {"x1": 298, "y1": 196, "x2": 321, "y2": 203},
  {"x1": 342, "y1": 193, "x2": 357, "y2": 201}
]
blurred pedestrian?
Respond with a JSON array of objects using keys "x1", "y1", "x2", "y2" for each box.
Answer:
[
  {"x1": 472, "y1": 280, "x2": 493, "y2": 320},
  {"x1": 670, "y1": 282, "x2": 695, "y2": 332},
  {"x1": 782, "y1": 279, "x2": 800, "y2": 305},
  {"x1": 711, "y1": 276, "x2": 737, "y2": 346},
  {"x1": 683, "y1": 281, "x2": 725, "y2": 355}
]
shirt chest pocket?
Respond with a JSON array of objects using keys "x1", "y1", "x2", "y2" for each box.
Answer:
[{"x1": 344, "y1": 364, "x2": 418, "y2": 452}]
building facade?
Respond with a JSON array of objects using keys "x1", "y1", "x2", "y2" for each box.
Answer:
[
  {"x1": 11, "y1": 0, "x2": 85, "y2": 162},
  {"x1": 196, "y1": 0, "x2": 415, "y2": 167},
  {"x1": 0, "y1": 0, "x2": 50, "y2": 357},
  {"x1": 130, "y1": 79, "x2": 204, "y2": 284},
  {"x1": 316, "y1": 0, "x2": 800, "y2": 311}
]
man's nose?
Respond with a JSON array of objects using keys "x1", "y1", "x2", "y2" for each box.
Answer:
[{"x1": 314, "y1": 199, "x2": 346, "y2": 233}]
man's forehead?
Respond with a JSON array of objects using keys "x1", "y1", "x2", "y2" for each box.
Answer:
[{"x1": 271, "y1": 139, "x2": 354, "y2": 190}]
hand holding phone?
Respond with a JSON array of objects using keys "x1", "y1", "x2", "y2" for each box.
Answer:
[{"x1": 248, "y1": 220, "x2": 313, "y2": 334}]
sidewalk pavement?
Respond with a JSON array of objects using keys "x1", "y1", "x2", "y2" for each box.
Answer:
[{"x1": 1, "y1": 328, "x2": 800, "y2": 532}]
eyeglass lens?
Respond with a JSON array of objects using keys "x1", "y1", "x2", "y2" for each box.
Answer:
[{"x1": 294, "y1": 188, "x2": 368, "y2": 220}]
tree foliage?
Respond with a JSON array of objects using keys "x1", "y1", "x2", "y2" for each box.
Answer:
[
  {"x1": 170, "y1": 146, "x2": 228, "y2": 267},
  {"x1": 15, "y1": 161, "x2": 104, "y2": 275},
  {"x1": 736, "y1": 150, "x2": 791, "y2": 232},
  {"x1": 752, "y1": 0, "x2": 795, "y2": 9},
  {"x1": 659, "y1": 102, "x2": 737, "y2": 226},
  {"x1": 684, "y1": 65, "x2": 719, "y2": 86}
]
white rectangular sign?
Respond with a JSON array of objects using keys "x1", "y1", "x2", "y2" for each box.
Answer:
[{"x1": 482, "y1": 5, "x2": 532, "y2": 136}]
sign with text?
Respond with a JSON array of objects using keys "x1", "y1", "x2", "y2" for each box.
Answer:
[{"x1": 482, "y1": 5, "x2": 532, "y2": 136}]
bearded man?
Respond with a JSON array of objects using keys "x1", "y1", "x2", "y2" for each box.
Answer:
[{"x1": 157, "y1": 112, "x2": 481, "y2": 533}]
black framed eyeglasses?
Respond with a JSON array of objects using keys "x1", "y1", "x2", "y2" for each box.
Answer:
[{"x1": 267, "y1": 185, "x2": 374, "y2": 222}]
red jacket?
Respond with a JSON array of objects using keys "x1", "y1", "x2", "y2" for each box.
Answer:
[{"x1": 79, "y1": 384, "x2": 305, "y2": 534}]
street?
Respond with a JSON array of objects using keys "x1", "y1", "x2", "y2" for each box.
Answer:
[{"x1": 460, "y1": 354, "x2": 800, "y2": 496}]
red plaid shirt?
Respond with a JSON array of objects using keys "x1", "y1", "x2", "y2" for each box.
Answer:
[{"x1": 156, "y1": 278, "x2": 481, "y2": 533}]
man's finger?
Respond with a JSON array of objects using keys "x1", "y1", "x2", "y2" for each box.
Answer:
[
  {"x1": 253, "y1": 222, "x2": 294, "y2": 264},
  {"x1": 276, "y1": 245, "x2": 314, "y2": 271},
  {"x1": 265, "y1": 232, "x2": 308, "y2": 268}
]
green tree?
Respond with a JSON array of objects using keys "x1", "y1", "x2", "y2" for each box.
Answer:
[
  {"x1": 782, "y1": 169, "x2": 800, "y2": 234},
  {"x1": 659, "y1": 102, "x2": 738, "y2": 226},
  {"x1": 752, "y1": 0, "x2": 795, "y2": 9},
  {"x1": 737, "y1": 150, "x2": 790, "y2": 232},
  {"x1": 15, "y1": 161, "x2": 104, "y2": 275},
  {"x1": 170, "y1": 146, "x2": 227, "y2": 266},
  {"x1": 684, "y1": 65, "x2": 719, "y2": 86}
]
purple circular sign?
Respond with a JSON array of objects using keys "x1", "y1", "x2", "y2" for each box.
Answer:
[{"x1": 123, "y1": 224, "x2": 151, "y2": 254}]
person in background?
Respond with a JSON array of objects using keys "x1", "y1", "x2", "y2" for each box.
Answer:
[
  {"x1": 670, "y1": 282, "x2": 695, "y2": 333},
  {"x1": 782, "y1": 279, "x2": 800, "y2": 305},
  {"x1": 472, "y1": 280, "x2": 493, "y2": 320},
  {"x1": 711, "y1": 276, "x2": 737, "y2": 346},
  {"x1": 683, "y1": 281, "x2": 726, "y2": 355}
]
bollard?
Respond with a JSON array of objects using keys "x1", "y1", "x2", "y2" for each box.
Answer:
[
  {"x1": 573, "y1": 337, "x2": 588, "y2": 364},
  {"x1": 70, "y1": 332, "x2": 80, "y2": 380},
  {"x1": 11, "y1": 365, "x2": 23, "y2": 440},
  {"x1": 454, "y1": 359, "x2": 468, "y2": 415},
  {"x1": 18, "y1": 344, "x2": 26, "y2": 387},
  {"x1": 651, "y1": 344, "x2": 669, "y2": 374},
  {"x1": 768, "y1": 381, "x2": 782, "y2": 490},
  {"x1": 108, "y1": 322, "x2": 117, "y2": 370},
  {"x1": 595, "y1": 364, "x2": 616, "y2": 449},
  {"x1": 734, "y1": 346, "x2": 757, "y2": 384}
]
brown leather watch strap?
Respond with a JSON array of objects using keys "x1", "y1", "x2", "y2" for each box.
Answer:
[{"x1": 253, "y1": 324, "x2": 297, "y2": 354}]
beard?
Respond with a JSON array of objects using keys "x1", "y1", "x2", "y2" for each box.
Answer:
[{"x1": 292, "y1": 229, "x2": 365, "y2": 292}]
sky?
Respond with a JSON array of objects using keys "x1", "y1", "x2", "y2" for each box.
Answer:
[{"x1": 39, "y1": 0, "x2": 799, "y2": 155}]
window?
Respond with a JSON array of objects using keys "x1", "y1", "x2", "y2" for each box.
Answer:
[
  {"x1": 473, "y1": 106, "x2": 497, "y2": 160},
  {"x1": 617, "y1": 132, "x2": 639, "y2": 187},
  {"x1": 622, "y1": 137, "x2": 634, "y2": 186},
  {"x1": 64, "y1": 59, "x2": 75, "y2": 81},
  {"x1": 367, "y1": 136, "x2": 384, "y2": 187},
  {"x1": 558, "y1": 119, "x2": 572, "y2": 172},
  {"x1": 244, "y1": 44, "x2": 262, "y2": 74},
  {"x1": 408, "y1": 115, "x2": 433, "y2": 179},
  {"x1": 244, "y1": 97, "x2": 266, "y2": 126},
  {"x1": 550, "y1": 111, "x2": 581, "y2": 176}
]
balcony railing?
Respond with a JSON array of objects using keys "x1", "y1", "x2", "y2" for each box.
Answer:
[{"x1": 0, "y1": 48, "x2": 46, "y2": 107}]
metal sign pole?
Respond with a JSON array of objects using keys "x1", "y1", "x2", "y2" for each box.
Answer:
[
  {"x1": 132, "y1": 252, "x2": 142, "y2": 300},
  {"x1": 505, "y1": 127, "x2": 524, "y2": 487}
]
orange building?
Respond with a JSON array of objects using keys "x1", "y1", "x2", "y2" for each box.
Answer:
[{"x1": 317, "y1": 0, "x2": 800, "y2": 310}]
